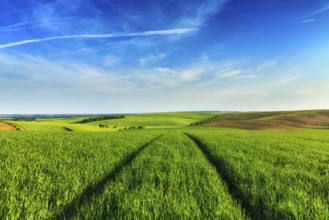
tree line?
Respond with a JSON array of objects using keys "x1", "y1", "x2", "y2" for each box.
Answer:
[{"x1": 78, "y1": 115, "x2": 126, "y2": 123}]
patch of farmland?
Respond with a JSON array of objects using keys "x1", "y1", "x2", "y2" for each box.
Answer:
[
  {"x1": 0, "y1": 121, "x2": 23, "y2": 130},
  {"x1": 1, "y1": 127, "x2": 328, "y2": 218},
  {"x1": 0, "y1": 130, "x2": 163, "y2": 219},
  {"x1": 0, "y1": 122, "x2": 17, "y2": 130},
  {"x1": 206, "y1": 110, "x2": 329, "y2": 130},
  {"x1": 85, "y1": 112, "x2": 219, "y2": 129},
  {"x1": 68, "y1": 133, "x2": 246, "y2": 219},
  {"x1": 7, "y1": 112, "x2": 218, "y2": 131},
  {"x1": 186, "y1": 129, "x2": 329, "y2": 219}
]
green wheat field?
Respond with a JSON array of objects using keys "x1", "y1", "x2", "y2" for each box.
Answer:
[{"x1": 1, "y1": 110, "x2": 329, "y2": 219}]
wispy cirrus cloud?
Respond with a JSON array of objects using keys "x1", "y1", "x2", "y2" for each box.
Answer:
[
  {"x1": 1, "y1": 0, "x2": 328, "y2": 113},
  {"x1": 176, "y1": 0, "x2": 226, "y2": 28},
  {"x1": 0, "y1": 28, "x2": 196, "y2": 49},
  {"x1": 139, "y1": 53, "x2": 166, "y2": 66},
  {"x1": 0, "y1": 48, "x2": 327, "y2": 113},
  {"x1": 0, "y1": 52, "x2": 127, "y2": 92},
  {"x1": 0, "y1": 20, "x2": 40, "y2": 32},
  {"x1": 303, "y1": 3, "x2": 329, "y2": 19},
  {"x1": 299, "y1": 18, "x2": 316, "y2": 24},
  {"x1": 296, "y1": 3, "x2": 328, "y2": 24}
]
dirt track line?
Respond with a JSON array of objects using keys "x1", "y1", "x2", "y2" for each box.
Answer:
[
  {"x1": 52, "y1": 134, "x2": 164, "y2": 219},
  {"x1": 184, "y1": 133, "x2": 254, "y2": 219}
]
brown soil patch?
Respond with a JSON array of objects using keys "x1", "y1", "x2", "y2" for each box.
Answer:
[{"x1": 0, "y1": 121, "x2": 24, "y2": 131}]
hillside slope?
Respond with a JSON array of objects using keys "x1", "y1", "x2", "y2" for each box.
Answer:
[
  {"x1": 206, "y1": 110, "x2": 329, "y2": 130},
  {"x1": 0, "y1": 121, "x2": 24, "y2": 131}
]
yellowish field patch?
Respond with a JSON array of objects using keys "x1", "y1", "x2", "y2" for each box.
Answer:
[{"x1": 0, "y1": 122, "x2": 21, "y2": 130}]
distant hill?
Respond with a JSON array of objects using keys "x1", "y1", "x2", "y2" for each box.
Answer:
[
  {"x1": 0, "y1": 112, "x2": 218, "y2": 131},
  {"x1": 205, "y1": 110, "x2": 329, "y2": 130},
  {"x1": 2, "y1": 110, "x2": 329, "y2": 131}
]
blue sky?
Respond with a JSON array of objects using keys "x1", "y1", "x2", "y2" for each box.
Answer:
[{"x1": 0, "y1": 0, "x2": 328, "y2": 114}]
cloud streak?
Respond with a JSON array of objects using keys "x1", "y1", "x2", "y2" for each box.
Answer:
[
  {"x1": 303, "y1": 4, "x2": 329, "y2": 19},
  {"x1": 0, "y1": 19, "x2": 67, "y2": 32},
  {"x1": 299, "y1": 18, "x2": 316, "y2": 24},
  {"x1": 0, "y1": 28, "x2": 196, "y2": 49}
]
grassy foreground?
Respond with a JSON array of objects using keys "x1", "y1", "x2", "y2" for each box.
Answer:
[
  {"x1": 1, "y1": 111, "x2": 329, "y2": 218},
  {"x1": 187, "y1": 129, "x2": 329, "y2": 219},
  {"x1": 69, "y1": 133, "x2": 246, "y2": 219},
  {"x1": 0, "y1": 130, "x2": 163, "y2": 219},
  {"x1": 1, "y1": 125, "x2": 329, "y2": 219}
]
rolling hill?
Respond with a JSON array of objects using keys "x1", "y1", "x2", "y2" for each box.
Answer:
[
  {"x1": 1, "y1": 112, "x2": 217, "y2": 131},
  {"x1": 205, "y1": 110, "x2": 329, "y2": 130}
]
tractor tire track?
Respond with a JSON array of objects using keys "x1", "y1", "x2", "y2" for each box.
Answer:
[
  {"x1": 184, "y1": 133, "x2": 255, "y2": 219},
  {"x1": 52, "y1": 134, "x2": 164, "y2": 219}
]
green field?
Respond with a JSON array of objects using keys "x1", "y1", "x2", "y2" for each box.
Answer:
[
  {"x1": 1, "y1": 111, "x2": 329, "y2": 219},
  {"x1": 5, "y1": 112, "x2": 218, "y2": 131}
]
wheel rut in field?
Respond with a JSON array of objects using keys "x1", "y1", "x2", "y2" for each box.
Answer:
[
  {"x1": 53, "y1": 134, "x2": 164, "y2": 219},
  {"x1": 184, "y1": 133, "x2": 254, "y2": 219}
]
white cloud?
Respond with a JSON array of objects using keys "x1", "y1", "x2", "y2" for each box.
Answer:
[
  {"x1": 218, "y1": 70, "x2": 241, "y2": 78},
  {"x1": 299, "y1": 18, "x2": 317, "y2": 23},
  {"x1": 139, "y1": 53, "x2": 166, "y2": 66},
  {"x1": 211, "y1": 89, "x2": 269, "y2": 97},
  {"x1": 102, "y1": 54, "x2": 121, "y2": 66},
  {"x1": 1, "y1": 44, "x2": 328, "y2": 113},
  {"x1": 153, "y1": 67, "x2": 176, "y2": 75},
  {"x1": 0, "y1": 52, "x2": 125, "y2": 92},
  {"x1": 303, "y1": 4, "x2": 329, "y2": 19},
  {"x1": 0, "y1": 20, "x2": 40, "y2": 32},
  {"x1": 0, "y1": 29, "x2": 196, "y2": 49},
  {"x1": 176, "y1": 0, "x2": 227, "y2": 29}
]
